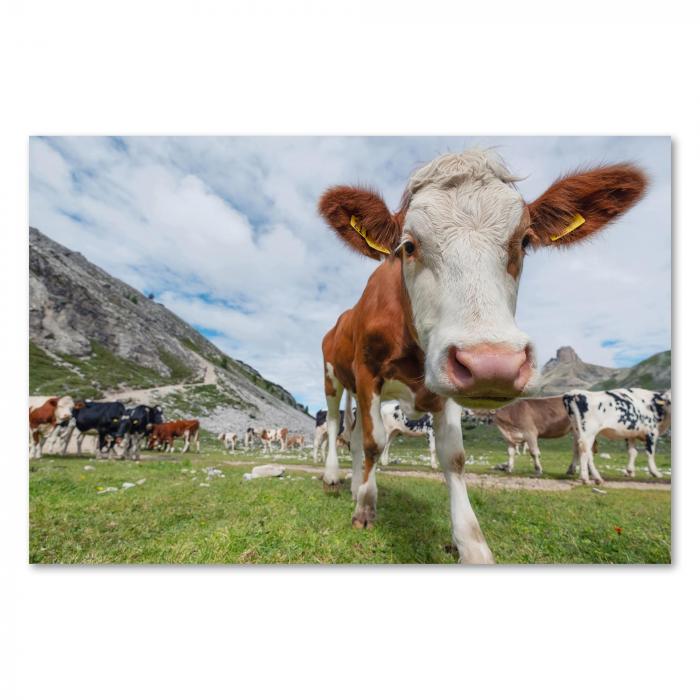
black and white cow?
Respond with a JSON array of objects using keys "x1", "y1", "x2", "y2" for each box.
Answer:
[
  {"x1": 563, "y1": 388, "x2": 671, "y2": 484},
  {"x1": 313, "y1": 408, "x2": 353, "y2": 463},
  {"x1": 115, "y1": 405, "x2": 164, "y2": 460},
  {"x1": 65, "y1": 401, "x2": 128, "y2": 459},
  {"x1": 380, "y1": 402, "x2": 437, "y2": 470}
]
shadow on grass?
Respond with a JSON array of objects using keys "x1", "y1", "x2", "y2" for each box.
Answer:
[{"x1": 374, "y1": 481, "x2": 454, "y2": 564}]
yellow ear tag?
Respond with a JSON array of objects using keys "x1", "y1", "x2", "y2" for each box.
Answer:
[
  {"x1": 349, "y1": 215, "x2": 392, "y2": 255},
  {"x1": 550, "y1": 212, "x2": 586, "y2": 241}
]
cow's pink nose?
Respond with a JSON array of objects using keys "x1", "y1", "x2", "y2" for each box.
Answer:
[{"x1": 447, "y1": 344, "x2": 531, "y2": 397}]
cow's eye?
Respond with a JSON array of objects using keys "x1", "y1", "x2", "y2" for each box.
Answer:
[
  {"x1": 522, "y1": 235, "x2": 532, "y2": 252},
  {"x1": 403, "y1": 240, "x2": 416, "y2": 256}
]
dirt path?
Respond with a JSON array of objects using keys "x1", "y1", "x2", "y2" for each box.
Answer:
[
  {"x1": 106, "y1": 358, "x2": 218, "y2": 404},
  {"x1": 219, "y1": 461, "x2": 671, "y2": 492}
]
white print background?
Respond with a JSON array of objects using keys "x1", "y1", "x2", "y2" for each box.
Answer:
[{"x1": 1, "y1": 4, "x2": 696, "y2": 700}]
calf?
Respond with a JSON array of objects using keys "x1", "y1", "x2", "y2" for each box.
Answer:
[
  {"x1": 218, "y1": 431, "x2": 238, "y2": 452},
  {"x1": 563, "y1": 389, "x2": 671, "y2": 484},
  {"x1": 319, "y1": 149, "x2": 647, "y2": 563},
  {"x1": 492, "y1": 396, "x2": 573, "y2": 475},
  {"x1": 28, "y1": 396, "x2": 75, "y2": 458},
  {"x1": 149, "y1": 419, "x2": 201, "y2": 453},
  {"x1": 379, "y1": 402, "x2": 437, "y2": 470}
]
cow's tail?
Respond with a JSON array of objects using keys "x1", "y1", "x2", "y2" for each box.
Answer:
[
  {"x1": 563, "y1": 394, "x2": 584, "y2": 441},
  {"x1": 340, "y1": 390, "x2": 354, "y2": 443}
]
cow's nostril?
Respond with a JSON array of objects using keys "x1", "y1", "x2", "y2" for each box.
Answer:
[{"x1": 447, "y1": 344, "x2": 531, "y2": 396}]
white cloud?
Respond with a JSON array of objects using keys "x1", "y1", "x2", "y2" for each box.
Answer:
[{"x1": 28, "y1": 136, "x2": 671, "y2": 410}]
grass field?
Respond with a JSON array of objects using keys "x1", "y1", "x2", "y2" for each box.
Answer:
[{"x1": 28, "y1": 425, "x2": 671, "y2": 564}]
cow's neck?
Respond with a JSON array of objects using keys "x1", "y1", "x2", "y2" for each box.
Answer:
[{"x1": 376, "y1": 257, "x2": 444, "y2": 414}]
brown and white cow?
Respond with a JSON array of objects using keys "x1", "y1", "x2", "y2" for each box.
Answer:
[
  {"x1": 28, "y1": 396, "x2": 75, "y2": 459},
  {"x1": 492, "y1": 396, "x2": 574, "y2": 475},
  {"x1": 218, "y1": 431, "x2": 238, "y2": 452},
  {"x1": 286, "y1": 434, "x2": 305, "y2": 449},
  {"x1": 149, "y1": 419, "x2": 200, "y2": 453},
  {"x1": 318, "y1": 149, "x2": 646, "y2": 563}
]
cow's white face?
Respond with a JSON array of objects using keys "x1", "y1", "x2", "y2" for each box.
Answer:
[
  {"x1": 319, "y1": 149, "x2": 648, "y2": 410},
  {"x1": 399, "y1": 154, "x2": 534, "y2": 407}
]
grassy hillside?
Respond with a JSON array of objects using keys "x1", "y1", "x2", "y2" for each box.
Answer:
[
  {"x1": 591, "y1": 350, "x2": 671, "y2": 391},
  {"x1": 29, "y1": 341, "x2": 184, "y2": 399}
]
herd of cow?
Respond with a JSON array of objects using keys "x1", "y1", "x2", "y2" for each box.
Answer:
[{"x1": 28, "y1": 397, "x2": 201, "y2": 460}]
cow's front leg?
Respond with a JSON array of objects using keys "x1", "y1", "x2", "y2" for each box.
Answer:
[
  {"x1": 350, "y1": 400, "x2": 364, "y2": 501},
  {"x1": 505, "y1": 443, "x2": 516, "y2": 472},
  {"x1": 526, "y1": 436, "x2": 543, "y2": 476},
  {"x1": 427, "y1": 428, "x2": 438, "y2": 470},
  {"x1": 322, "y1": 373, "x2": 344, "y2": 492},
  {"x1": 434, "y1": 400, "x2": 494, "y2": 564},
  {"x1": 645, "y1": 432, "x2": 662, "y2": 478},
  {"x1": 352, "y1": 390, "x2": 383, "y2": 529},
  {"x1": 624, "y1": 439, "x2": 638, "y2": 477},
  {"x1": 379, "y1": 430, "x2": 396, "y2": 466}
]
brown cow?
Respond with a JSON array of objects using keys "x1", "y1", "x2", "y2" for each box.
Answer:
[
  {"x1": 318, "y1": 149, "x2": 646, "y2": 563},
  {"x1": 149, "y1": 420, "x2": 200, "y2": 453},
  {"x1": 286, "y1": 434, "x2": 305, "y2": 449},
  {"x1": 492, "y1": 396, "x2": 574, "y2": 475}
]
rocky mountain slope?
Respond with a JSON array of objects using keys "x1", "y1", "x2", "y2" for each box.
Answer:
[
  {"x1": 29, "y1": 227, "x2": 314, "y2": 436},
  {"x1": 537, "y1": 346, "x2": 671, "y2": 395}
]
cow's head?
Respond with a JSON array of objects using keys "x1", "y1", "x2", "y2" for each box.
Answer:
[{"x1": 319, "y1": 150, "x2": 647, "y2": 408}]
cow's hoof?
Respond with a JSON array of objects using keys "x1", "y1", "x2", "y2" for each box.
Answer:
[
  {"x1": 443, "y1": 543, "x2": 459, "y2": 555},
  {"x1": 323, "y1": 480, "x2": 341, "y2": 495},
  {"x1": 594, "y1": 477, "x2": 605, "y2": 485},
  {"x1": 351, "y1": 509, "x2": 375, "y2": 529}
]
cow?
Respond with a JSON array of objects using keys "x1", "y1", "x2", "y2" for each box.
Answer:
[
  {"x1": 271, "y1": 427, "x2": 289, "y2": 451},
  {"x1": 28, "y1": 396, "x2": 75, "y2": 458},
  {"x1": 379, "y1": 402, "x2": 437, "y2": 470},
  {"x1": 286, "y1": 434, "x2": 305, "y2": 449},
  {"x1": 318, "y1": 148, "x2": 647, "y2": 563},
  {"x1": 218, "y1": 431, "x2": 238, "y2": 452},
  {"x1": 66, "y1": 401, "x2": 127, "y2": 458},
  {"x1": 114, "y1": 405, "x2": 164, "y2": 461},
  {"x1": 492, "y1": 396, "x2": 574, "y2": 475},
  {"x1": 563, "y1": 388, "x2": 671, "y2": 484},
  {"x1": 313, "y1": 404, "x2": 353, "y2": 463},
  {"x1": 149, "y1": 419, "x2": 201, "y2": 453}
]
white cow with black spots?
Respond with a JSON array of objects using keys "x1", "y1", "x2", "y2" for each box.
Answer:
[
  {"x1": 380, "y1": 402, "x2": 438, "y2": 469},
  {"x1": 563, "y1": 388, "x2": 671, "y2": 484}
]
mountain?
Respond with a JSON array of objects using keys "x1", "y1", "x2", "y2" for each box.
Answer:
[
  {"x1": 536, "y1": 345, "x2": 671, "y2": 395},
  {"x1": 29, "y1": 227, "x2": 314, "y2": 435}
]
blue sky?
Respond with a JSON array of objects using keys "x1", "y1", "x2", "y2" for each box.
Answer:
[{"x1": 29, "y1": 136, "x2": 671, "y2": 411}]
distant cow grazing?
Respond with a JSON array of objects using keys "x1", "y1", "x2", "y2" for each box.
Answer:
[
  {"x1": 313, "y1": 408, "x2": 352, "y2": 463},
  {"x1": 28, "y1": 395, "x2": 74, "y2": 458},
  {"x1": 492, "y1": 396, "x2": 574, "y2": 475},
  {"x1": 149, "y1": 419, "x2": 201, "y2": 453},
  {"x1": 380, "y1": 402, "x2": 437, "y2": 470},
  {"x1": 563, "y1": 389, "x2": 671, "y2": 484},
  {"x1": 286, "y1": 434, "x2": 305, "y2": 449},
  {"x1": 218, "y1": 432, "x2": 238, "y2": 452},
  {"x1": 318, "y1": 148, "x2": 647, "y2": 563}
]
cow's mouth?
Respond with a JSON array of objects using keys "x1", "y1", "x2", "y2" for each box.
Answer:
[{"x1": 452, "y1": 395, "x2": 517, "y2": 409}]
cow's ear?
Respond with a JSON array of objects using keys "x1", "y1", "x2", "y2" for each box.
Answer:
[
  {"x1": 528, "y1": 164, "x2": 648, "y2": 248},
  {"x1": 318, "y1": 186, "x2": 402, "y2": 260}
]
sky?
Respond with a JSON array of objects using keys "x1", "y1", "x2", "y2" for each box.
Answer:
[{"x1": 28, "y1": 136, "x2": 671, "y2": 412}]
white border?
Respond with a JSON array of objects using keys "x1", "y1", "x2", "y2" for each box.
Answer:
[{"x1": 1, "y1": 3, "x2": 698, "y2": 699}]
